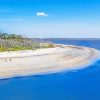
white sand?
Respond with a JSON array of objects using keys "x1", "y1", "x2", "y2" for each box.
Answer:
[{"x1": 0, "y1": 45, "x2": 99, "y2": 79}]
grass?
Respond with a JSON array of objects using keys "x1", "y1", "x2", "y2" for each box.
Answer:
[
  {"x1": 0, "y1": 47, "x2": 33, "y2": 52},
  {"x1": 0, "y1": 43, "x2": 54, "y2": 52}
]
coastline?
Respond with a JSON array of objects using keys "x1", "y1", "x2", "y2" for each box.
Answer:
[{"x1": 0, "y1": 44, "x2": 99, "y2": 79}]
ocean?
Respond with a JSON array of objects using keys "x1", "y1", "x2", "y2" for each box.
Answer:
[{"x1": 0, "y1": 39, "x2": 100, "y2": 100}]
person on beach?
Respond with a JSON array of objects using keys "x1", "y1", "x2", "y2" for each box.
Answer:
[
  {"x1": 10, "y1": 58, "x2": 12, "y2": 61},
  {"x1": 5, "y1": 58, "x2": 12, "y2": 62}
]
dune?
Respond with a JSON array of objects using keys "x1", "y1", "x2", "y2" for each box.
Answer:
[{"x1": 0, "y1": 44, "x2": 99, "y2": 79}]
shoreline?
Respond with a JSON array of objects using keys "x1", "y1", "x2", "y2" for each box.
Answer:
[{"x1": 0, "y1": 44, "x2": 100, "y2": 79}]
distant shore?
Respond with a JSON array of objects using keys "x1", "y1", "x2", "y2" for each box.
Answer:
[{"x1": 0, "y1": 44, "x2": 99, "y2": 79}]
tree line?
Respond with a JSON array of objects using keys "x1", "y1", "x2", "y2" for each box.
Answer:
[{"x1": 0, "y1": 33, "x2": 53, "y2": 51}]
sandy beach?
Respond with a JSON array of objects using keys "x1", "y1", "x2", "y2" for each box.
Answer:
[{"x1": 0, "y1": 45, "x2": 99, "y2": 79}]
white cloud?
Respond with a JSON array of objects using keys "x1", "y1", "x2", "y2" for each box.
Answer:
[{"x1": 36, "y1": 12, "x2": 49, "y2": 17}]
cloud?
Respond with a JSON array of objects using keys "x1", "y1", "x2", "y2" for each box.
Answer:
[{"x1": 36, "y1": 12, "x2": 49, "y2": 17}]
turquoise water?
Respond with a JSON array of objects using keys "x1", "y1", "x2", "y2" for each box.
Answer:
[{"x1": 0, "y1": 40, "x2": 100, "y2": 100}]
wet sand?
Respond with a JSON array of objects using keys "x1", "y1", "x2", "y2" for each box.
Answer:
[{"x1": 0, "y1": 45, "x2": 99, "y2": 79}]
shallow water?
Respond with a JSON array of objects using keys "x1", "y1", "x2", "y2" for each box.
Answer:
[{"x1": 0, "y1": 39, "x2": 100, "y2": 100}]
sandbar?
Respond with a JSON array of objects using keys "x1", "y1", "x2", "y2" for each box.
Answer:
[{"x1": 0, "y1": 44, "x2": 99, "y2": 79}]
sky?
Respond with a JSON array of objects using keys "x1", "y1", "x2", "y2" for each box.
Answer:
[{"x1": 0, "y1": 0, "x2": 100, "y2": 38}]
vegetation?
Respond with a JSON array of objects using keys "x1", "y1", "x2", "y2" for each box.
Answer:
[{"x1": 0, "y1": 32, "x2": 54, "y2": 52}]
